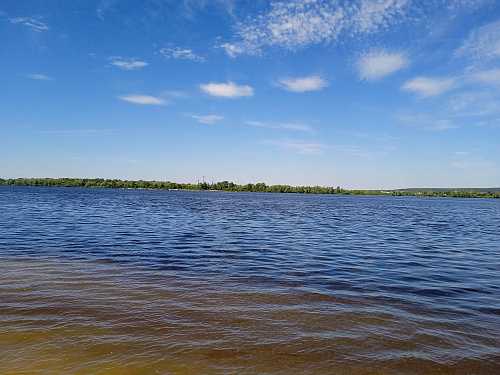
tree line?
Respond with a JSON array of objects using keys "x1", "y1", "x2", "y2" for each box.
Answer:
[{"x1": 0, "y1": 177, "x2": 498, "y2": 198}]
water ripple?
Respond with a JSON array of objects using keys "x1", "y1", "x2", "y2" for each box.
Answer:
[{"x1": 1, "y1": 186, "x2": 499, "y2": 374}]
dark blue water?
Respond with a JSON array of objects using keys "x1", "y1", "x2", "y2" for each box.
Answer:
[{"x1": 1, "y1": 186, "x2": 499, "y2": 374}]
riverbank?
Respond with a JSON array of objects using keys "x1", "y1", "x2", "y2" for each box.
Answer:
[{"x1": 1, "y1": 177, "x2": 499, "y2": 198}]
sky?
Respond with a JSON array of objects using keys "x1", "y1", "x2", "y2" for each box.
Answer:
[{"x1": 1, "y1": 0, "x2": 500, "y2": 189}]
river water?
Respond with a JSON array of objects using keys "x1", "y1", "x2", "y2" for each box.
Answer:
[{"x1": 1, "y1": 186, "x2": 499, "y2": 374}]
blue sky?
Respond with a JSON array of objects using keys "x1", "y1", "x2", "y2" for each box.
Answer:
[{"x1": 1, "y1": 0, "x2": 499, "y2": 189}]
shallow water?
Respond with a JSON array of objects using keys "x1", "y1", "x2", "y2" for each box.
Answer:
[{"x1": 1, "y1": 186, "x2": 499, "y2": 374}]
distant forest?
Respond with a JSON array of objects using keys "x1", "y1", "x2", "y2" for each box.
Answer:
[{"x1": 1, "y1": 177, "x2": 499, "y2": 198}]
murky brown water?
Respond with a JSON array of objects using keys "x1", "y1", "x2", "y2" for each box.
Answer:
[
  {"x1": 1, "y1": 187, "x2": 499, "y2": 374},
  {"x1": 1, "y1": 257, "x2": 498, "y2": 374}
]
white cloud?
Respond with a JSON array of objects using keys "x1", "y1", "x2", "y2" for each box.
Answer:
[
  {"x1": 187, "y1": 114, "x2": 225, "y2": 124},
  {"x1": 228, "y1": 1, "x2": 343, "y2": 55},
  {"x1": 160, "y1": 47, "x2": 205, "y2": 62},
  {"x1": 448, "y1": 90, "x2": 500, "y2": 117},
  {"x1": 334, "y1": 145, "x2": 377, "y2": 158},
  {"x1": 357, "y1": 51, "x2": 408, "y2": 80},
  {"x1": 247, "y1": 121, "x2": 266, "y2": 127},
  {"x1": 200, "y1": 82, "x2": 254, "y2": 98},
  {"x1": 97, "y1": 156, "x2": 141, "y2": 164},
  {"x1": 109, "y1": 57, "x2": 148, "y2": 70},
  {"x1": 277, "y1": 122, "x2": 313, "y2": 131},
  {"x1": 446, "y1": 0, "x2": 491, "y2": 12},
  {"x1": 401, "y1": 76, "x2": 458, "y2": 97},
  {"x1": 219, "y1": 43, "x2": 247, "y2": 58},
  {"x1": 470, "y1": 69, "x2": 500, "y2": 85},
  {"x1": 163, "y1": 90, "x2": 190, "y2": 99},
  {"x1": 452, "y1": 161, "x2": 492, "y2": 169},
  {"x1": 27, "y1": 73, "x2": 51, "y2": 80},
  {"x1": 10, "y1": 17, "x2": 49, "y2": 32},
  {"x1": 119, "y1": 95, "x2": 167, "y2": 105},
  {"x1": 248, "y1": 121, "x2": 313, "y2": 132},
  {"x1": 451, "y1": 149, "x2": 493, "y2": 170},
  {"x1": 37, "y1": 129, "x2": 121, "y2": 137},
  {"x1": 223, "y1": 0, "x2": 409, "y2": 56},
  {"x1": 398, "y1": 113, "x2": 460, "y2": 131},
  {"x1": 350, "y1": 0, "x2": 408, "y2": 33},
  {"x1": 426, "y1": 119, "x2": 457, "y2": 131},
  {"x1": 263, "y1": 139, "x2": 326, "y2": 155},
  {"x1": 278, "y1": 76, "x2": 328, "y2": 92},
  {"x1": 455, "y1": 20, "x2": 500, "y2": 62}
]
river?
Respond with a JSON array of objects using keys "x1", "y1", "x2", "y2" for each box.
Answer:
[{"x1": 1, "y1": 186, "x2": 499, "y2": 374}]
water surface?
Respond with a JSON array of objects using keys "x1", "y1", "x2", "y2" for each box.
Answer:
[{"x1": 1, "y1": 186, "x2": 499, "y2": 374}]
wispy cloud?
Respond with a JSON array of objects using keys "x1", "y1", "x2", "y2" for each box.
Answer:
[
  {"x1": 401, "y1": 76, "x2": 458, "y2": 97},
  {"x1": 263, "y1": 139, "x2": 326, "y2": 155},
  {"x1": 163, "y1": 90, "x2": 190, "y2": 99},
  {"x1": 470, "y1": 68, "x2": 500, "y2": 85},
  {"x1": 451, "y1": 149, "x2": 492, "y2": 170},
  {"x1": 350, "y1": 0, "x2": 408, "y2": 33},
  {"x1": 357, "y1": 51, "x2": 408, "y2": 81},
  {"x1": 277, "y1": 76, "x2": 328, "y2": 92},
  {"x1": 97, "y1": 156, "x2": 141, "y2": 164},
  {"x1": 10, "y1": 17, "x2": 49, "y2": 32},
  {"x1": 426, "y1": 119, "x2": 458, "y2": 131},
  {"x1": 160, "y1": 47, "x2": 206, "y2": 62},
  {"x1": 37, "y1": 129, "x2": 121, "y2": 137},
  {"x1": 447, "y1": 90, "x2": 500, "y2": 117},
  {"x1": 187, "y1": 114, "x2": 225, "y2": 124},
  {"x1": 119, "y1": 95, "x2": 167, "y2": 105},
  {"x1": 333, "y1": 145, "x2": 379, "y2": 158},
  {"x1": 247, "y1": 121, "x2": 313, "y2": 132},
  {"x1": 223, "y1": 0, "x2": 408, "y2": 56},
  {"x1": 455, "y1": 20, "x2": 500, "y2": 63},
  {"x1": 219, "y1": 42, "x2": 246, "y2": 58},
  {"x1": 27, "y1": 73, "x2": 52, "y2": 80},
  {"x1": 109, "y1": 57, "x2": 148, "y2": 70},
  {"x1": 200, "y1": 81, "x2": 254, "y2": 98},
  {"x1": 452, "y1": 161, "x2": 492, "y2": 169},
  {"x1": 397, "y1": 113, "x2": 459, "y2": 131},
  {"x1": 277, "y1": 122, "x2": 313, "y2": 131}
]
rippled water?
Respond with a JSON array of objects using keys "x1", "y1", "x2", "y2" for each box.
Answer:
[{"x1": 1, "y1": 186, "x2": 499, "y2": 374}]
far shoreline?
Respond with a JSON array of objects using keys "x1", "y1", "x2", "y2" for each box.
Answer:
[{"x1": 1, "y1": 177, "x2": 499, "y2": 199}]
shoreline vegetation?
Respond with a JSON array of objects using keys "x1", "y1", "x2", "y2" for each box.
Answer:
[{"x1": 1, "y1": 177, "x2": 499, "y2": 198}]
